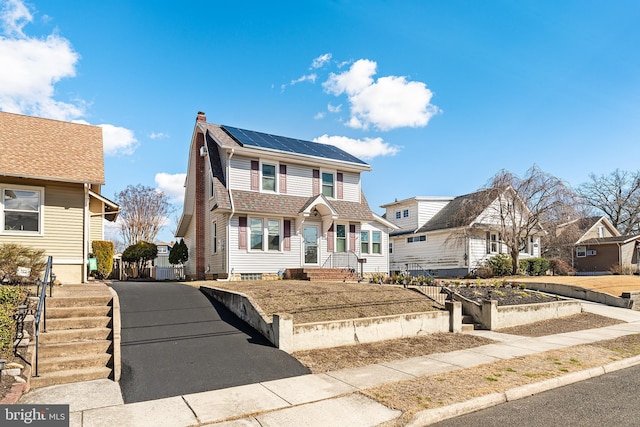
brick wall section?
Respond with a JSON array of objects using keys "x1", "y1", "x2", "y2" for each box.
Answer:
[{"x1": 195, "y1": 131, "x2": 206, "y2": 279}]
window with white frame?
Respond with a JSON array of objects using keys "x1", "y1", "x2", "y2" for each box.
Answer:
[
  {"x1": 322, "y1": 172, "x2": 334, "y2": 198},
  {"x1": 403, "y1": 209, "x2": 409, "y2": 218},
  {"x1": 262, "y1": 163, "x2": 276, "y2": 192},
  {"x1": 576, "y1": 246, "x2": 586, "y2": 257},
  {"x1": 250, "y1": 219, "x2": 263, "y2": 250},
  {"x1": 2, "y1": 186, "x2": 43, "y2": 234},
  {"x1": 395, "y1": 211, "x2": 401, "y2": 219},
  {"x1": 490, "y1": 233, "x2": 499, "y2": 253},
  {"x1": 360, "y1": 231, "x2": 369, "y2": 253},
  {"x1": 267, "y1": 220, "x2": 280, "y2": 251},
  {"x1": 372, "y1": 231, "x2": 381, "y2": 254},
  {"x1": 336, "y1": 224, "x2": 346, "y2": 252},
  {"x1": 597, "y1": 226, "x2": 605, "y2": 238},
  {"x1": 407, "y1": 235, "x2": 426, "y2": 243}
]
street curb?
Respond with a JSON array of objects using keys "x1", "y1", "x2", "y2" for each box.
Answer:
[{"x1": 406, "y1": 355, "x2": 640, "y2": 426}]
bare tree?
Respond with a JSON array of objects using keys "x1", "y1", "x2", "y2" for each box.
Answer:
[
  {"x1": 577, "y1": 169, "x2": 640, "y2": 235},
  {"x1": 484, "y1": 165, "x2": 577, "y2": 274},
  {"x1": 114, "y1": 184, "x2": 173, "y2": 247}
]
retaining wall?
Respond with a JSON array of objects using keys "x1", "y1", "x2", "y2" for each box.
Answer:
[
  {"x1": 522, "y1": 282, "x2": 636, "y2": 310},
  {"x1": 454, "y1": 293, "x2": 582, "y2": 330},
  {"x1": 200, "y1": 285, "x2": 455, "y2": 353}
]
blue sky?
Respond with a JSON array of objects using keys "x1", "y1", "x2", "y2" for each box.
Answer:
[{"x1": 2, "y1": 0, "x2": 640, "y2": 244}]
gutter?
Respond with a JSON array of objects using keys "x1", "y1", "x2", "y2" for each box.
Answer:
[{"x1": 219, "y1": 148, "x2": 235, "y2": 281}]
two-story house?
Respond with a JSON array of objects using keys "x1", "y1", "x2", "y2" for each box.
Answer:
[
  {"x1": 382, "y1": 189, "x2": 543, "y2": 277},
  {"x1": 0, "y1": 112, "x2": 120, "y2": 284},
  {"x1": 175, "y1": 112, "x2": 396, "y2": 281}
]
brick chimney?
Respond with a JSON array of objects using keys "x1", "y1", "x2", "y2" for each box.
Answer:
[{"x1": 196, "y1": 111, "x2": 206, "y2": 122}]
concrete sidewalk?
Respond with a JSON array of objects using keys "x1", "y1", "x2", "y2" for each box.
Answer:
[{"x1": 19, "y1": 302, "x2": 640, "y2": 427}]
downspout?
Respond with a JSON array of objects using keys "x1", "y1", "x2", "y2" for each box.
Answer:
[
  {"x1": 83, "y1": 183, "x2": 89, "y2": 283},
  {"x1": 219, "y1": 148, "x2": 235, "y2": 281}
]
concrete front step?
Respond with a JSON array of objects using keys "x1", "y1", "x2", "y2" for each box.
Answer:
[
  {"x1": 30, "y1": 366, "x2": 112, "y2": 389},
  {"x1": 37, "y1": 340, "x2": 112, "y2": 358},
  {"x1": 38, "y1": 327, "x2": 112, "y2": 345},
  {"x1": 46, "y1": 296, "x2": 112, "y2": 308},
  {"x1": 46, "y1": 316, "x2": 111, "y2": 331},
  {"x1": 37, "y1": 353, "x2": 112, "y2": 373},
  {"x1": 47, "y1": 306, "x2": 112, "y2": 319}
]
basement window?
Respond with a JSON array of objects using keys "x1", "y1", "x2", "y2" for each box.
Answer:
[{"x1": 241, "y1": 273, "x2": 262, "y2": 281}]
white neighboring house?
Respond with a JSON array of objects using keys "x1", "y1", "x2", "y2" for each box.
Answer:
[
  {"x1": 175, "y1": 112, "x2": 397, "y2": 280},
  {"x1": 382, "y1": 189, "x2": 543, "y2": 277}
]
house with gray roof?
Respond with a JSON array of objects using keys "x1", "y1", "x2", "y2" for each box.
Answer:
[
  {"x1": 558, "y1": 216, "x2": 640, "y2": 274},
  {"x1": 0, "y1": 111, "x2": 120, "y2": 283},
  {"x1": 382, "y1": 189, "x2": 543, "y2": 277},
  {"x1": 175, "y1": 112, "x2": 396, "y2": 280}
]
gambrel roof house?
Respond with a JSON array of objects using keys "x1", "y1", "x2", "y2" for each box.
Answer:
[
  {"x1": 383, "y1": 188, "x2": 543, "y2": 277},
  {"x1": 558, "y1": 216, "x2": 640, "y2": 274},
  {"x1": 0, "y1": 112, "x2": 120, "y2": 284},
  {"x1": 176, "y1": 112, "x2": 396, "y2": 280}
]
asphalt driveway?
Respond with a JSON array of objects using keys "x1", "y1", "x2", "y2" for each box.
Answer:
[{"x1": 110, "y1": 281, "x2": 310, "y2": 403}]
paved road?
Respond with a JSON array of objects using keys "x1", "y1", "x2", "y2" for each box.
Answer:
[
  {"x1": 432, "y1": 364, "x2": 640, "y2": 427},
  {"x1": 111, "y1": 281, "x2": 310, "y2": 403}
]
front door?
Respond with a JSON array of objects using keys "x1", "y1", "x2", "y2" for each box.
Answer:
[{"x1": 303, "y1": 225, "x2": 319, "y2": 264}]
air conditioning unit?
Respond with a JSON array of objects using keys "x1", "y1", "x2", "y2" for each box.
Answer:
[{"x1": 587, "y1": 249, "x2": 597, "y2": 256}]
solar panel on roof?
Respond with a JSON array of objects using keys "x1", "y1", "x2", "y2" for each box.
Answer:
[{"x1": 221, "y1": 125, "x2": 367, "y2": 165}]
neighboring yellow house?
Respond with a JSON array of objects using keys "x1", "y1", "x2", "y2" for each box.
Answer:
[{"x1": 0, "y1": 112, "x2": 120, "y2": 284}]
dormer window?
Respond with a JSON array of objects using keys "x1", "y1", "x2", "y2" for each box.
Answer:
[{"x1": 262, "y1": 163, "x2": 276, "y2": 191}]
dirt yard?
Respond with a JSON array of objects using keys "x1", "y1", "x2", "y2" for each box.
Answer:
[
  {"x1": 194, "y1": 280, "x2": 442, "y2": 323},
  {"x1": 516, "y1": 275, "x2": 640, "y2": 297}
]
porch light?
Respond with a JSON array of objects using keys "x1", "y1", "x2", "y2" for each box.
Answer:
[{"x1": 312, "y1": 207, "x2": 319, "y2": 217}]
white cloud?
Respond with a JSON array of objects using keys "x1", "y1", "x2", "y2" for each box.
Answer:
[
  {"x1": 149, "y1": 132, "x2": 168, "y2": 139},
  {"x1": 311, "y1": 53, "x2": 332, "y2": 69},
  {"x1": 1, "y1": 0, "x2": 31, "y2": 37},
  {"x1": 100, "y1": 124, "x2": 139, "y2": 156},
  {"x1": 314, "y1": 111, "x2": 325, "y2": 120},
  {"x1": 155, "y1": 172, "x2": 187, "y2": 204},
  {"x1": 322, "y1": 59, "x2": 440, "y2": 131},
  {"x1": 313, "y1": 134, "x2": 400, "y2": 160},
  {"x1": 327, "y1": 103, "x2": 342, "y2": 113},
  {"x1": 290, "y1": 73, "x2": 317, "y2": 85}
]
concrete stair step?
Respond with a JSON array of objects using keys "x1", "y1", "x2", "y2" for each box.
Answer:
[
  {"x1": 461, "y1": 324, "x2": 476, "y2": 332},
  {"x1": 30, "y1": 366, "x2": 112, "y2": 390},
  {"x1": 38, "y1": 327, "x2": 112, "y2": 344},
  {"x1": 47, "y1": 306, "x2": 112, "y2": 319},
  {"x1": 46, "y1": 316, "x2": 111, "y2": 331},
  {"x1": 46, "y1": 296, "x2": 112, "y2": 308},
  {"x1": 37, "y1": 353, "x2": 112, "y2": 373},
  {"x1": 38, "y1": 340, "x2": 112, "y2": 358},
  {"x1": 462, "y1": 315, "x2": 475, "y2": 324}
]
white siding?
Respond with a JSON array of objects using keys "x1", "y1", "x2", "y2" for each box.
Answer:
[
  {"x1": 182, "y1": 215, "x2": 197, "y2": 277},
  {"x1": 359, "y1": 221, "x2": 389, "y2": 274},
  {"x1": 341, "y1": 171, "x2": 360, "y2": 203},
  {"x1": 207, "y1": 212, "x2": 227, "y2": 275},
  {"x1": 385, "y1": 201, "x2": 419, "y2": 231},
  {"x1": 390, "y1": 231, "x2": 465, "y2": 272},
  {"x1": 229, "y1": 156, "x2": 252, "y2": 191},
  {"x1": 285, "y1": 164, "x2": 313, "y2": 197},
  {"x1": 417, "y1": 200, "x2": 450, "y2": 227},
  {"x1": 228, "y1": 216, "x2": 303, "y2": 274}
]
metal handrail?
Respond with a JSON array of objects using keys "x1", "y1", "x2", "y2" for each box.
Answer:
[
  {"x1": 33, "y1": 256, "x2": 53, "y2": 377},
  {"x1": 321, "y1": 251, "x2": 359, "y2": 270}
]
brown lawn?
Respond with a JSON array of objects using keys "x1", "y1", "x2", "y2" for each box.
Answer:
[{"x1": 515, "y1": 275, "x2": 640, "y2": 297}]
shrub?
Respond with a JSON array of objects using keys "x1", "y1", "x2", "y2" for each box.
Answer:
[
  {"x1": 485, "y1": 254, "x2": 512, "y2": 277},
  {"x1": 610, "y1": 264, "x2": 636, "y2": 275},
  {"x1": 122, "y1": 241, "x2": 158, "y2": 278},
  {"x1": 169, "y1": 239, "x2": 188, "y2": 265},
  {"x1": 474, "y1": 265, "x2": 494, "y2": 279},
  {"x1": 549, "y1": 258, "x2": 575, "y2": 276},
  {"x1": 92, "y1": 240, "x2": 114, "y2": 280},
  {"x1": 519, "y1": 258, "x2": 550, "y2": 276},
  {"x1": 0, "y1": 243, "x2": 46, "y2": 284},
  {"x1": 0, "y1": 285, "x2": 26, "y2": 358}
]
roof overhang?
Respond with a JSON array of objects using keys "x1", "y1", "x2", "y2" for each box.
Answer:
[{"x1": 88, "y1": 190, "x2": 120, "y2": 222}]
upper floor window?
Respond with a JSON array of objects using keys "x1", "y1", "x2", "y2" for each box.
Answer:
[
  {"x1": 395, "y1": 211, "x2": 401, "y2": 219},
  {"x1": 2, "y1": 186, "x2": 43, "y2": 234},
  {"x1": 597, "y1": 226, "x2": 605, "y2": 238},
  {"x1": 407, "y1": 235, "x2": 426, "y2": 243},
  {"x1": 322, "y1": 172, "x2": 334, "y2": 198},
  {"x1": 403, "y1": 209, "x2": 409, "y2": 218},
  {"x1": 262, "y1": 163, "x2": 276, "y2": 192}
]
